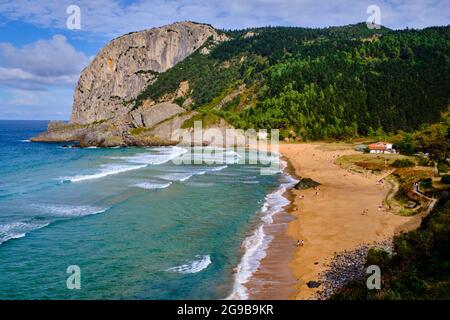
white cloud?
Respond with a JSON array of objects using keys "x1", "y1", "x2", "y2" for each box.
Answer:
[
  {"x1": 0, "y1": 0, "x2": 448, "y2": 40},
  {"x1": 0, "y1": 34, "x2": 89, "y2": 89}
]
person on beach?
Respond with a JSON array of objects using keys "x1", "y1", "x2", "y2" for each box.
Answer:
[{"x1": 297, "y1": 240, "x2": 304, "y2": 247}]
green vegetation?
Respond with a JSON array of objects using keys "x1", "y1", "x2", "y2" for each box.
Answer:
[
  {"x1": 394, "y1": 112, "x2": 450, "y2": 162},
  {"x1": 336, "y1": 153, "x2": 412, "y2": 173},
  {"x1": 132, "y1": 23, "x2": 449, "y2": 142},
  {"x1": 392, "y1": 159, "x2": 415, "y2": 168},
  {"x1": 181, "y1": 113, "x2": 223, "y2": 129},
  {"x1": 441, "y1": 175, "x2": 450, "y2": 184},
  {"x1": 130, "y1": 127, "x2": 153, "y2": 136},
  {"x1": 132, "y1": 37, "x2": 242, "y2": 110},
  {"x1": 332, "y1": 196, "x2": 450, "y2": 300},
  {"x1": 421, "y1": 178, "x2": 433, "y2": 189}
]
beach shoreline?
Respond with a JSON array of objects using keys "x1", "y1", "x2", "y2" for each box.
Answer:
[{"x1": 246, "y1": 142, "x2": 426, "y2": 300}]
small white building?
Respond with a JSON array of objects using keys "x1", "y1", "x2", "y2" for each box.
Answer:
[
  {"x1": 368, "y1": 141, "x2": 396, "y2": 154},
  {"x1": 257, "y1": 131, "x2": 268, "y2": 140}
]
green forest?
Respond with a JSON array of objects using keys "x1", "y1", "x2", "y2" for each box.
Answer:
[{"x1": 133, "y1": 23, "x2": 450, "y2": 141}]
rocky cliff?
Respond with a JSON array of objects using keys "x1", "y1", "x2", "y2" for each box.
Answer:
[
  {"x1": 32, "y1": 21, "x2": 235, "y2": 147},
  {"x1": 71, "y1": 21, "x2": 224, "y2": 124}
]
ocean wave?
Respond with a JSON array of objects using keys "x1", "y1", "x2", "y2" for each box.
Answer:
[
  {"x1": 114, "y1": 146, "x2": 188, "y2": 165},
  {"x1": 0, "y1": 221, "x2": 49, "y2": 245},
  {"x1": 227, "y1": 170, "x2": 298, "y2": 300},
  {"x1": 226, "y1": 226, "x2": 271, "y2": 300},
  {"x1": 184, "y1": 182, "x2": 217, "y2": 188},
  {"x1": 134, "y1": 182, "x2": 172, "y2": 190},
  {"x1": 19, "y1": 139, "x2": 31, "y2": 143},
  {"x1": 167, "y1": 255, "x2": 212, "y2": 274},
  {"x1": 32, "y1": 204, "x2": 108, "y2": 217},
  {"x1": 61, "y1": 164, "x2": 147, "y2": 182},
  {"x1": 241, "y1": 180, "x2": 260, "y2": 184},
  {"x1": 62, "y1": 147, "x2": 188, "y2": 183},
  {"x1": 158, "y1": 165, "x2": 228, "y2": 182}
]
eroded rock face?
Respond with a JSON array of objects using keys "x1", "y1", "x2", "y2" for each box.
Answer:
[
  {"x1": 32, "y1": 22, "x2": 235, "y2": 147},
  {"x1": 71, "y1": 21, "x2": 224, "y2": 125},
  {"x1": 129, "y1": 102, "x2": 186, "y2": 128}
]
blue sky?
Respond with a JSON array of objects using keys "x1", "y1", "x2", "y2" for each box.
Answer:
[{"x1": 0, "y1": 0, "x2": 449, "y2": 120}]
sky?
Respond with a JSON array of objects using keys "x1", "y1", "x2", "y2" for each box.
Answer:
[{"x1": 0, "y1": 0, "x2": 449, "y2": 120}]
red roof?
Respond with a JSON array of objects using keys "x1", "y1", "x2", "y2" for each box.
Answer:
[
  {"x1": 368, "y1": 142, "x2": 390, "y2": 150},
  {"x1": 368, "y1": 144, "x2": 386, "y2": 150}
]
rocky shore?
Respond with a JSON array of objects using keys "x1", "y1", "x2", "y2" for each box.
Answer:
[{"x1": 316, "y1": 240, "x2": 393, "y2": 300}]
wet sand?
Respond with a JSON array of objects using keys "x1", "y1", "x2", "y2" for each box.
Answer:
[{"x1": 249, "y1": 143, "x2": 424, "y2": 300}]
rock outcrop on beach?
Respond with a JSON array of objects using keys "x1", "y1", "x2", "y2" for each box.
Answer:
[{"x1": 294, "y1": 178, "x2": 321, "y2": 190}]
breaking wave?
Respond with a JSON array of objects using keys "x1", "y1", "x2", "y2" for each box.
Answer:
[
  {"x1": 167, "y1": 255, "x2": 212, "y2": 274},
  {"x1": 227, "y1": 160, "x2": 297, "y2": 300}
]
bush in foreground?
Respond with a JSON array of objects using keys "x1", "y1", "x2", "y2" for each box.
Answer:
[{"x1": 392, "y1": 159, "x2": 415, "y2": 168}]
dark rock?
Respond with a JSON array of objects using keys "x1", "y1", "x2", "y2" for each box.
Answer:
[
  {"x1": 307, "y1": 281, "x2": 322, "y2": 288},
  {"x1": 294, "y1": 178, "x2": 321, "y2": 190}
]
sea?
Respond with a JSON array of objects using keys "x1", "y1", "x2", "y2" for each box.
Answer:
[{"x1": 0, "y1": 120, "x2": 296, "y2": 299}]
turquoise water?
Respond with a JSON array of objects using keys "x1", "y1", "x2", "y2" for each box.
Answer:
[{"x1": 0, "y1": 120, "x2": 291, "y2": 299}]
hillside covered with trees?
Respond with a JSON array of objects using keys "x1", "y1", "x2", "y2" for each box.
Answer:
[{"x1": 134, "y1": 23, "x2": 450, "y2": 141}]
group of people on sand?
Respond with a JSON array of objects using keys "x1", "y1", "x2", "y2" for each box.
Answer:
[
  {"x1": 296, "y1": 239, "x2": 304, "y2": 247},
  {"x1": 361, "y1": 204, "x2": 385, "y2": 215},
  {"x1": 314, "y1": 186, "x2": 320, "y2": 196}
]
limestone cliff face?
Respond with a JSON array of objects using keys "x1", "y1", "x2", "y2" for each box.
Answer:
[{"x1": 71, "y1": 22, "x2": 224, "y2": 124}]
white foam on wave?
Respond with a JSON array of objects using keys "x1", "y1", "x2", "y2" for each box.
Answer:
[
  {"x1": 114, "y1": 146, "x2": 188, "y2": 165},
  {"x1": 241, "y1": 180, "x2": 260, "y2": 184},
  {"x1": 32, "y1": 204, "x2": 108, "y2": 217},
  {"x1": 167, "y1": 255, "x2": 212, "y2": 274},
  {"x1": 62, "y1": 164, "x2": 147, "y2": 182},
  {"x1": 226, "y1": 164, "x2": 298, "y2": 300},
  {"x1": 158, "y1": 165, "x2": 228, "y2": 182},
  {"x1": 208, "y1": 165, "x2": 228, "y2": 172},
  {"x1": 134, "y1": 182, "x2": 172, "y2": 190},
  {"x1": 189, "y1": 147, "x2": 241, "y2": 165},
  {"x1": 226, "y1": 226, "x2": 272, "y2": 300},
  {"x1": 0, "y1": 221, "x2": 49, "y2": 245},
  {"x1": 62, "y1": 146, "x2": 188, "y2": 183},
  {"x1": 19, "y1": 139, "x2": 31, "y2": 143}
]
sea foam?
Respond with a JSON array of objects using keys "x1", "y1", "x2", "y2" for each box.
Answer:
[
  {"x1": 62, "y1": 146, "x2": 188, "y2": 183},
  {"x1": 115, "y1": 146, "x2": 188, "y2": 165},
  {"x1": 0, "y1": 221, "x2": 49, "y2": 245},
  {"x1": 134, "y1": 182, "x2": 172, "y2": 190},
  {"x1": 226, "y1": 162, "x2": 297, "y2": 300},
  {"x1": 167, "y1": 255, "x2": 212, "y2": 274},
  {"x1": 37, "y1": 204, "x2": 108, "y2": 217},
  {"x1": 62, "y1": 164, "x2": 147, "y2": 182}
]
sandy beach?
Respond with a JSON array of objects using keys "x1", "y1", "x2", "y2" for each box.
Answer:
[{"x1": 251, "y1": 143, "x2": 425, "y2": 300}]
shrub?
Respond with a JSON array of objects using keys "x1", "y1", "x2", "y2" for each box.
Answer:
[
  {"x1": 421, "y1": 178, "x2": 433, "y2": 189},
  {"x1": 438, "y1": 162, "x2": 450, "y2": 174},
  {"x1": 366, "y1": 247, "x2": 391, "y2": 267},
  {"x1": 416, "y1": 156, "x2": 433, "y2": 166},
  {"x1": 392, "y1": 159, "x2": 415, "y2": 168},
  {"x1": 441, "y1": 175, "x2": 450, "y2": 184}
]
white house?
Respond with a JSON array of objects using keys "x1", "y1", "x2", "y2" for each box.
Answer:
[{"x1": 368, "y1": 141, "x2": 395, "y2": 154}]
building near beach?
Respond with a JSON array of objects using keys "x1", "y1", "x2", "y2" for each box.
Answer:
[{"x1": 368, "y1": 141, "x2": 396, "y2": 154}]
